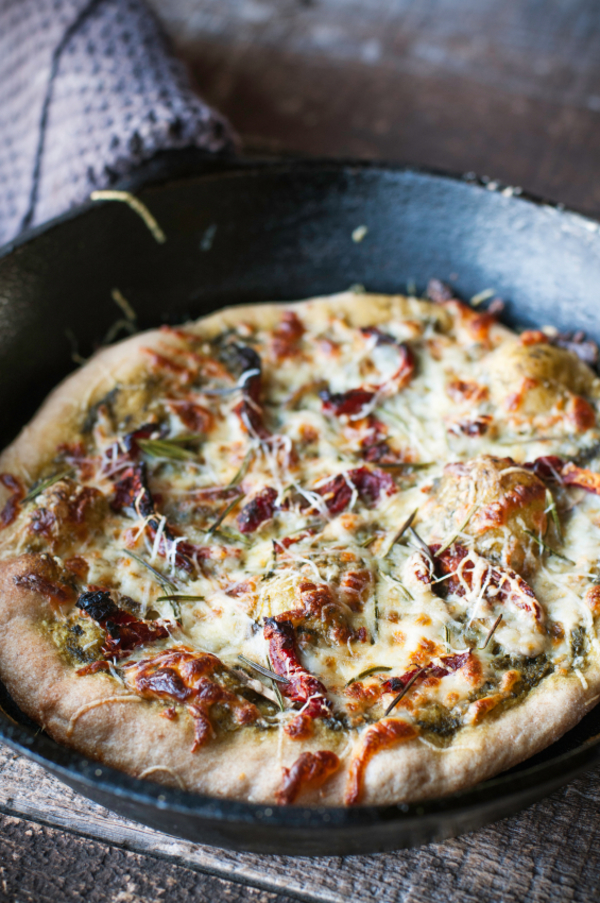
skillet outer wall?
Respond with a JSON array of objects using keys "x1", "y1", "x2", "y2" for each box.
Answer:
[{"x1": 1, "y1": 161, "x2": 600, "y2": 853}]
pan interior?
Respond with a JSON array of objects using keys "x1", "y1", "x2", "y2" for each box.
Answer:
[{"x1": 1, "y1": 161, "x2": 600, "y2": 850}]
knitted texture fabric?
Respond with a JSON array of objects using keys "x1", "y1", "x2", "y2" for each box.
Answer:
[{"x1": 0, "y1": 0, "x2": 235, "y2": 246}]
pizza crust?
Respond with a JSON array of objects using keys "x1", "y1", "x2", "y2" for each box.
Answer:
[{"x1": 0, "y1": 291, "x2": 599, "y2": 807}]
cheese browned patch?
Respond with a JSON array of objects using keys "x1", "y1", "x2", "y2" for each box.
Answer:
[{"x1": 1, "y1": 290, "x2": 600, "y2": 807}]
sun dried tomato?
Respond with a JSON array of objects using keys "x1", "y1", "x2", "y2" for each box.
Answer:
[
  {"x1": 320, "y1": 388, "x2": 375, "y2": 417},
  {"x1": 76, "y1": 589, "x2": 170, "y2": 659},
  {"x1": 432, "y1": 543, "x2": 543, "y2": 621},
  {"x1": 168, "y1": 400, "x2": 213, "y2": 434},
  {"x1": 111, "y1": 463, "x2": 154, "y2": 516},
  {"x1": 264, "y1": 617, "x2": 331, "y2": 735},
  {"x1": 317, "y1": 466, "x2": 395, "y2": 515},
  {"x1": 237, "y1": 487, "x2": 278, "y2": 534},
  {"x1": 524, "y1": 455, "x2": 565, "y2": 481}
]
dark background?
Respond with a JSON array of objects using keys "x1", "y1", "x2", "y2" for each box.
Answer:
[{"x1": 150, "y1": 0, "x2": 600, "y2": 217}]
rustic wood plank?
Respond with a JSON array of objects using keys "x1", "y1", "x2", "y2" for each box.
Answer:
[
  {"x1": 149, "y1": 0, "x2": 600, "y2": 217},
  {"x1": 1, "y1": 742, "x2": 600, "y2": 903},
  {"x1": 0, "y1": 811, "x2": 297, "y2": 903}
]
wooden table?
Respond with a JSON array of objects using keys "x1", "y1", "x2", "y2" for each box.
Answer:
[{"x1": 4, "y1": 1, "x2": 600, "y2": 899}]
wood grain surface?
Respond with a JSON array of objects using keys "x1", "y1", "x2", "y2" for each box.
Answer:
[
  {"x1": 150, "y1": 0, "x2": 600, "y2": 218},
  {"x1": 0, "y1": 742, "x2": 599, "y2": 903}
]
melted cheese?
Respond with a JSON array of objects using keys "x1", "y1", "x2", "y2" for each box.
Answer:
[{"x1": 3, "y1": 290, "x2": 600, "y2": 743}]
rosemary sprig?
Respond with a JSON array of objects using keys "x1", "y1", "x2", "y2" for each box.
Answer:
[
  {"x1": 155, "y1": 594, "x2": 205, "y2": 603},
  {"x1": 524, "y1": 529, "x2": 575, "y2": 565},
  {"x1": 227, "y1": 449, "x2": 254, "y2": 487},
  {"x1": 480, "y1": 614, "x2": 503, "y2": 650},
  {"x1": 381, "y1": 508, "x2": 418, "y2": 559},
  {"x1": 124, "y1": 549, "x2": 178, "y2": 600},
  {"x1": 436, "y1": 504, "x2": 477, "y2": 556},
  {"x1": 361, "y1": 533, "x2": 378, "y2": 548},
  {"x1": 383, "y1": 667, "x2": 426, "y2": 718},
  {"x1": 22, "y1": 470, "x2": 72, "y2": 504},
  {"x1": 545, "y1": 488, "x2": 563, "y2": 542},
  {"x1": 345, "y1": 665, "x2": 391, "y2": 687},
  {"x1": 206, "y1": 493, "x2": 244, "y2": 535},
  {"x1": 267, "y1": 655, "x2": 287, "y2": 713},
  {"x1": 238, "y1": 654, "x2": 290, "y2": 685},
  {"x1": 212, "y1": 526, "x2": 251, "y2": 547},
  {"x1": 409, "y1": 526, "x2": 435, "y2": 568},
  {"x1": 138, "y1": 438, "x2": 197, "y2": 461},
  {"x1": 378, "y1": 462, "x2": 434, "y2": 471},
  {"x1": 373, "y1": 595, "x2": 380, "y2": 644},
  {"x1": 444, "y1": 624, "x2": 451, "y2": 652}
]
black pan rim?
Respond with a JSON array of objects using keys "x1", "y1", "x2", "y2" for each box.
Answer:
[
  {"x1": 1, "y1": 155, "x2": 599, "y2": 263},
  {"x1": 1, "y1": 157, "x2": 600, "y2": 840}
]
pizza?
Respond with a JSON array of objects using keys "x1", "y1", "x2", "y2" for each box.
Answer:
[{"x1": 1, "y1": 286, "x2": 600, "y2": 808}]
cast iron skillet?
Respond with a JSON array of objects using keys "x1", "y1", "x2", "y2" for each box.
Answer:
[{"x1": 1, "y1": 159, "x2": 600, "y2": 855}]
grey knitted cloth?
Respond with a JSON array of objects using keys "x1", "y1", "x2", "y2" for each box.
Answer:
[{"x1": 0, "y1": 0, "x2": 235, "y2": 246}]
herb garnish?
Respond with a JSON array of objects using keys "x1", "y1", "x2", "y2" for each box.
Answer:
[
  {"x1": 361, "y1": 533, "x2": 378, "y2": 548},
  {"x1": 383, "y1": 667, "x2": 426, "y2": 717},
  {"x1": 123, "y1": 550, "x2": 180, "y2": 616},
  {"x1": 545, "y1": 488, "x2": 563, "y2": 542},
  {"x1": 480, "y1": 614, "x2": 503, "y2": 650},
  {"x1": 155, "y1": 594, "x2": 205, "y2": 604},
  {"x1": 444, "y1": 624, "x2": 451, "y2": 651},
  {"x1": 436, "y1": 504, "x2": 477, "y2": 556},
  {"x1": 409, "y1": 526, "x2": 435, "y2": 568},
  {"x1": 267, "y1": 655, "x2": 287, "y2": 712},
  {"x1": 227, "y1": 449, "x2": 254, "y2": 487},
  {"x1": 524, "y1": 529, "x2": 574, "y2": 565},
  {"x1": 138, "y1": 437, "x2": 198, "y2": 461},
  {"x1": 206, "y1": 494, "x2": 244, "y2": 535},
  {"x1": 238, "y1": 654, "x2": 290, "y2": 685},
  {"x1": 381, "y1": 508, "x2": 418, "y2": 558},
  {"x1": 22, "y1": 470, "x2": 72, "y2": 504},
  {"x1": 345, "y1": 665, "x2": 392, "y2": 687}
]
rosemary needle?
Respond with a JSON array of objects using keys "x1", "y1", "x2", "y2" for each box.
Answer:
[
  {"x1": 436, "y1": 504, "x2": 477, "y2": 556},
  {"x1": 138, "y1": 438, "x2": 197, "y2": 461},
  {"x1": 345, "y1": 665, "x2": 391, "y2": 687},
  {"x1": 480, "y1": 614, "x2": 503, "y2": 650},
  {"x1": 524, "y1": 529, "x2": 574, "y2": 565},
  {"x1": 207, "y1": 493, "x2": 244, "y2": 535},
  {"x1": 383, "y1": 667, "x2": 426, "y2": 718},
  {"x1": 385, "y1": 508, "x2": 418, "y2": 556},
  {"x1": 124, "y1": 550, "x2": 177, "y2": 595},
  {"x1": 227, "y1": 449, "x2": 254, "y2": 487},
  {"x1": 265, "y1": 655, "x2": 287, "y2": 713},
  {"x1": 22, "y1": 470, "x2": 72, "y2": 504},
  {"x1": 155, "y1": 594, "x2": 205, "y2": 603},
  {"x1": 238, "y1": 654, "x2": 290, "y2": 684},
  {"x1": 409, "y1": 526, "x2": 435, "y2": 568}
]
